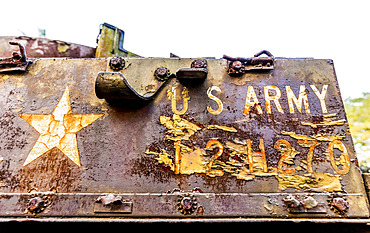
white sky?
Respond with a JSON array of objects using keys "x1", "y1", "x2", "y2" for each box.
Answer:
[{"x1": 0, "y1": 0, "x2": 369, "y2": 99}]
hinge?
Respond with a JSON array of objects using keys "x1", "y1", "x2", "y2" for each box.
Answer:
[
  {"x1": 223, "y1": 50, "x2": 274, "y2": 75},
  {"x1": 0, "y1": 41, "x2": 32, "y2": 73}
]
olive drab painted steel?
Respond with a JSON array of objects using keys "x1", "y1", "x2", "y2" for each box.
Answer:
[{"x1": 0, "y1": 56, "x2": 368, "y2": 221}]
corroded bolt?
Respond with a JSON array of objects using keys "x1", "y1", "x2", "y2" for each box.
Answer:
[
  {"x1": 181, "y1": 196, "x2": 193, "y2": 210},
  {"x1": 283, "y1": 194, "x2": 300, "y2": 208},
  {"x1": 109, "y1": 57, "x2": 125, "y2": 71},
  {"x1": 231, "y1": 60, "x2": 243, "y2": 70},
  {"x1": 191, "y1": 59, "x2": 206, "y2": 68},
  {"x1": 154, "y1": 67, "x2": 170, "y2": 81},
  {"x1": 302, "y1": 196, "x2": 318, "y2": 210},
  {"x1": 28, "y1": 197, "x2": 45, "y2": 212},
  {"x1": 331, "y1": 197, "x2": 349, "y2": 212}
]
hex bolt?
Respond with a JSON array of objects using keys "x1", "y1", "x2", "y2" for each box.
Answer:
[
  {"x1": 109, "y1": 57, "x2": 125, "y2": 71},
  {"x1": 154, "y1": 67, "x2": 170, "y2": 81},
  {"x1": 28, "y1": 197, "x2": 45, "y2": 213},
  {"x1": 283, "y1": 194, "x2": 300, "y2": 208},
  {"x1": 302, "y1": 196, "x2": 318, "y2": 210},
  {"x1": 231, "y1": 60, "x2": 243, "y2": 70},
  {"x1": 331, "y1": 197, "x2": 349, "y2": 212},
  {"x1": 181, "y1": 196, "x2": 193, "y2": 210},
  {"x1": 191, "y1": 59, "x2": 206, "y2": 68}
]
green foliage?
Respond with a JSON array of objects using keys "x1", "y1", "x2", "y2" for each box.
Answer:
[{"x1": 345, "y1": 93, "x2": 370, "y2": 172}]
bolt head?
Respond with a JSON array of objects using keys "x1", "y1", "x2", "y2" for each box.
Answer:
[
  {"x1": 28, "y1": 197, "x2": 44, "y2": 212},
  {"x1": 331, "y1": 197, "x2": 349, "y2": 212},
  {"x1": 181, "y1": 197, "x2": 193, "y2": 210},
  {"x1": 154, "y1": 67, "x2": 170, "y2": 81},
  {"x1": 302, "y1": 196, "x2": 318, "y2": 210},
  {"x1": 231, "y1": 61, "x2": 243, "y2": 70},
  {"x1": 191, "y1": 59, "x2": 206, "y2": 68},
  {"x1": 283, "y1": 194, "x2": 300, "y2": 208},
  {"x1": 109, "y1": 57, "x2": 125, "y2": 71}
]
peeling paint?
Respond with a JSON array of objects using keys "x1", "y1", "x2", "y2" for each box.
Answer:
[
  {"x1": 301, "y1": 114, "x2": 346, "y2": 128},
  {"x1": 207, "y1": 125, "x2": 237, "y2": 132},
  {"x1": 160, "y1": 114, "x2": 201, "y2": 141},
  {"x1": 281, "y1": 131, "x2": 344, "y2": 141},
  {"x1": 277, "y1": 172, "x2": 342, "y2": 192},
  {"x1": 19, "y1": 88, "x2": 103, "y2": 166}
]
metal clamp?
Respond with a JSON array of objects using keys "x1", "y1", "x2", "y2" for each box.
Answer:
[
  {"x1": 176, "y1": 59, "x2": 208, "y2": 86},
  {"x1": 223, "y1": 50, "x2": 274, "y2": 75},
  {"x1": 0, "y1": 41, "x2": 32, "y2": 73},
  {"x1": 94, "y1": 194, "x2": 133, "y2": 214}
]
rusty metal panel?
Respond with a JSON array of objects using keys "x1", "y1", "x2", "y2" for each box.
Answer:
[
  {"x1": 0, "y1": 36, "x2": 96, "y2": 58},
  {"x1": 0, "y1": 56, "x2": 368, "y2": 221}
]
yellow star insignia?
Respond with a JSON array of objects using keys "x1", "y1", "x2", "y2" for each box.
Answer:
[{"x1": 19, "y1": 87, "x2": 103, "y2": 167}]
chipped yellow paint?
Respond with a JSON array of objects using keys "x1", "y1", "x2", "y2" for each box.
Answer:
[
  {"x1": 274, "y1": 139, "x2": 300, "y2": 174},
  {"x1": 281, "y1": 131, "x2": 313, "y2": 140},
  {"x1": 147, "y1": 149, "x2": 175, "y2": 171},
  {"x1": 150, "y1": 113, "x2": 347, "y2": 191},
  {"x1": 167, "y1": 85, "x2": 190, "y2": 115},
  {"x1": 207, "y1": 125, "x2": 237, "y2": 132},
  {"x1": 19, "y1": 87, "x2": 103, "y2": 166},
  {"x1": 277, "y1": 172, "x2": 342, "y2": 192},
  {"x1": 301, "y1": 113, "x2": 345, "y2": 128},
  {"x1": 326, "y1": 139, "x2": 350, "y2": 175},
  {"x1": 281, "y1": 130, "x2": 344, "y2": 141},
  {"x1": 179, "y1": 147, "x2": 209, "y2": 175},
  {"x1": 297, "y1": 140, "x2": 318, "y2": 174},
  {"x1": 244, "y1": 86, "x2": 263, "y2": 114},
  {"x1": 159, "y1": 114, "x2": 201, "y2": 141},
  {"x1": 57, "y1": 42, "x2": 70, "y2": 53}
]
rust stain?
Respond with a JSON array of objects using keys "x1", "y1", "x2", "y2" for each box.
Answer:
[
  {"x1": 147, "y1": 112, "x2": 348, "y2": 192},
  {"x1": 19, "y1": 87, "x2": 103, "y2": 166}
]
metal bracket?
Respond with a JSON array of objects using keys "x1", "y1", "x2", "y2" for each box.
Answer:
[
  {"x1": 223, "y1": 50, "x2": 274, "y2": 75},
  {"x1": 94, "y1": 194, "x2": 133, "y2": 214},
  {"x1": 95, "y1": 71, "x2": 168, "y2": 102},
  {"x1": 176, "y1": 59, "x2": 208, "y2": 86},
  {"x1": 0, "y1": 41, "x2": 32, "y2": 73}
]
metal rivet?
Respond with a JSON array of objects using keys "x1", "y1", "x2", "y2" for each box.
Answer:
[
  {"x1": 154, "y1": 67, "x2": 170, "y2": 81},
  {"x1": 283, "y1": 194, "x2": 300, "y2": 208},
  {"x1": 331, "y1": 197, "x2": 349, "y2": 213},
  {"x1": 27, "y1": 197, "x2": 45, "y2": 213},
  {"x1": 177, "y1": 194, "x2": 198, "y2": 215},
  {"x1": 109, "y1": 57, "x2": 125, "y2": 71},
  {"x1": 191, "y1": 59, "x2": 207, "y2": 68}
]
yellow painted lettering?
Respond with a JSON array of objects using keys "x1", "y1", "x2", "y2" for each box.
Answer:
[
  {"x1": 264, "y1": 86, "x2": 284, "y2": 114},
  {"x1": 310, "y1": 84, "x2": 328, "y2": 114},
  {"x1": 246, "y1": 139, "x2": 267, "y2": 173},
  {"x1": 297, "y1": 139, "x2": 318, "y2": 174},
  {"x1": 326, "y1": 140, "x2": 350, "y2": 175},
  {"x1": 286, "y1": 85, "x2": 310, "y2": 113},
  {"x1": 207, "y1": 86, "x2": 224, "y2": 115},
  {"x1": 244, "y1": 86, "x2": 263, "y2": 114},
  {"x1": 167, "y1": 85, "x2": 190, "y2": 115}
]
